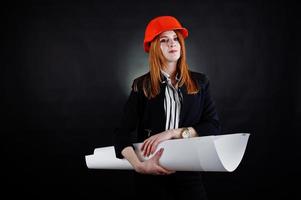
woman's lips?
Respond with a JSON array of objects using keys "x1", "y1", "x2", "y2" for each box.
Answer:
[{"x1": 169, "y1": 50, "x2": 178, "y2": 53}]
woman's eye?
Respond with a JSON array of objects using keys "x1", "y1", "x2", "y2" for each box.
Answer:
[
  {"x1": 160, "y1": 39, "x2": 167, "y2": 43},
  {"x1": 174, "y1": 37, "x2": 178, "y2": 41}
]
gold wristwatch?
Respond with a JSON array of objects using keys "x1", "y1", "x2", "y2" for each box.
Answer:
[{"x1": 181, "y1": 127, "x2": 191, "y2": 139}]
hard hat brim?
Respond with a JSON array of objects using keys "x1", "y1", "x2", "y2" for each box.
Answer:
[{"x1": 143, "y1": 27, "x2": 188, "y2": 52}]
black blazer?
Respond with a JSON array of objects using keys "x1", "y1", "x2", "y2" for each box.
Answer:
[{"x1": 114, "y1": 71, "x2": 221, "y2": 158}]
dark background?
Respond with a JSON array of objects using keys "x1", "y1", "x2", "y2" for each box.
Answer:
[{"x1": 2, "y1": 0, "x2": 299, "y2": 199}]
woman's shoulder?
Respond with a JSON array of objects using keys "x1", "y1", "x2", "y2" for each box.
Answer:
[
  {"x1": 189, "y1": 70, "x2": 209, "y2": 84},
  {"x1": 131, "y1": 72, "x2": 150, "y2": 92}
]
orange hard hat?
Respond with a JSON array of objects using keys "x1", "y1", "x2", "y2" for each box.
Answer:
[{"x1": 143, "y1": 16, "x2": 189, "y2": 52}]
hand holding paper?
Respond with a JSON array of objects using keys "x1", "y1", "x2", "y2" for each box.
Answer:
[{"x1": 85, "y1": 133, "x2": 250, "y2": 172}]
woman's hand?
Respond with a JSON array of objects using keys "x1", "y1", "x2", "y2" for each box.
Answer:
[
  {"x1": 135, "y1": 148, "x2": 175, "y2": 175},
  {"x1": 141, "y1": 130, "x2": 175, "y2": 157}
]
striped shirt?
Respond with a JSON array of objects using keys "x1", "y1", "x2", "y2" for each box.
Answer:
[{"x1": 161, "y1": 70, "x2": 183, "y2": 130}]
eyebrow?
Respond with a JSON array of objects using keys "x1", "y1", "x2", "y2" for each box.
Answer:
[{"x1": 159, "y1": 35, "x2": 177, "y2": 39}]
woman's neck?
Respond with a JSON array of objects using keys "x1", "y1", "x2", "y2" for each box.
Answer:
[{"x1": 163, "y1": 62, "x2": 177, "y2": 79}]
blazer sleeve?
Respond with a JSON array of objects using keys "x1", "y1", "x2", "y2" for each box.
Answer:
[
  {"x1": 192, "y1": 76, "x2": 221, "y2": 136},
  {"x1": 113, "y1": 82, "x2": 140, "y2": 159}
]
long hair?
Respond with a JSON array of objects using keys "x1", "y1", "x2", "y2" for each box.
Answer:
[{"x1": 142, "y1": 30, "x2": 199, "y2": 99}]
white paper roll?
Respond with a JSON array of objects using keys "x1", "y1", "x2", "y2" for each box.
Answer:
[{"x1": 85, "y1": 133, "x2": 250, "y2": 172}]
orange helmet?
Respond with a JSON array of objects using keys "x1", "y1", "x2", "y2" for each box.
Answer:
[{"x1": 143, "y1": 16, "x2": 189, "y2": 52}]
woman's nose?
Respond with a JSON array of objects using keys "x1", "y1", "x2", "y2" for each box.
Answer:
[{"x1": 169, "y1": 39, "x2": 176, "y2": 47}]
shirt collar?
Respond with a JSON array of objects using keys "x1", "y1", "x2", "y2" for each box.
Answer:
[{"x1": 160, "y1": 69, "x2": 180, "y2": 83}]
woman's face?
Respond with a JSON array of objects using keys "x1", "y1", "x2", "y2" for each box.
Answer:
[{"x1": 159, "y1": 30, "x2": 181, "y2": 63}]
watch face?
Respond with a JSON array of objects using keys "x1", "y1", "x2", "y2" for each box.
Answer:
[{"x1": 182, "y1": 129, "x2": 189, "y2": 138}]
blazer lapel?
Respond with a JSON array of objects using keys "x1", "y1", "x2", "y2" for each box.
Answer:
[
  {"x1": 152, "y1": 82, "x2": 167, "y2": 132},
  {"x1": 179, "y1": 84, "x2": 189, "y2": 127}
]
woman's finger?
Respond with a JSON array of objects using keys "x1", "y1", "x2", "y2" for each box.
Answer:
[
  {"x1": 159, "y1": 165, "x2": 176, "y2": 175},
  {"x1": 141, "y1": 135, "x2": 154, "y2": 151},
  {"x1": 142, "y1": 137, "x2": 151, "y2": 155},
  {"x1": 146, "y1": 137, "x2": 158, "y2": 156},
  {"x1": 150, "y1": 132, "x2": 169, "y2": 154},
  {"x1": 156, "y1": 165, "x2": 171, "y2": 175},
  {"x1": 148, "y1": 136, "x2": 160, "y2": 155},
  {"x1": 142, "y1": 139, "x2": 151, "y2": 156},
  {"x1": 141, "y1": 137, "x2": 151, "y2": 151},
  {"x1": 151, "y1": 139, "x2": 161, "y2": 154},
  {"x1": 144, "y1": 136, "x2": 156, "y2": 156}
]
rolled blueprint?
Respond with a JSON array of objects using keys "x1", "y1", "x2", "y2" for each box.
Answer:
[{"x1": 85, "y1": 133, "x2": 250, "y2": 172}]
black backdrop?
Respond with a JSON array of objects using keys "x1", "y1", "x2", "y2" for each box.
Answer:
[{"x1": 2, "y1": 0, "x2": 299, "y2": 199}]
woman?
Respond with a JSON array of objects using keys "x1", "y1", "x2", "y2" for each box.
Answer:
[{"x1": 114, "y1": 16, "x2": 221, "y2": 200}]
